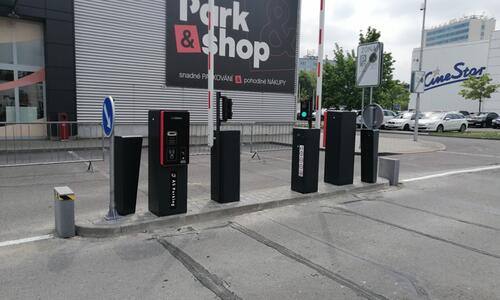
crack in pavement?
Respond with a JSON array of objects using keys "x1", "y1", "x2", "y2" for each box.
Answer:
[
  {"x1": 156, "y1": 237, "x2": 241, "y2": 300},
  {"x1": 229, "y1": 222, "x2": 389, "y2": 300},
  {"x1": 333, "y1": 207, "x2": 500, "y2": 260},
  {"x1": 263, "y1": 215, "x2": 430, "y2": 299}
]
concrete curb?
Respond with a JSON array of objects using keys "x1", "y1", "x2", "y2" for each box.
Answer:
[{"x1": 76, "y1": 182, "x2": 389, "y2": 238}]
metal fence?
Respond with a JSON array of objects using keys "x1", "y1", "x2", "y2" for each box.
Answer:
[
  {"x1": 0, "y1": 121, "x2": 304, "y2": 167},
  {"x1": 0, "y1": 121, "x2": 104, "y2": 167}
]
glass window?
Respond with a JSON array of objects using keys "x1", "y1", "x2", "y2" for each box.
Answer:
[
  {"x1": 15, "y1": 21, "x2": 44, "y2": 66},
  {"x1": 18, "y1": 71, "x2": 44, "y2": 121},
  {"x1": 0, "y1": 18, "x2": 14, "y2": 64},
  {"x1": 0, "y1": 17, "x2": 45, "y2": 123},
  {"x1": 0, "y1": 69, "x2": 15, "y2": 123}
]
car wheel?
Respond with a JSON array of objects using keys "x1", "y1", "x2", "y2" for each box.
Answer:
[
  {"x1": 482, "y1": 122, "x2": 487, "y2": 128},
  {"x1": 403, "y1": 124, "x2": 410, "y2": 131},
  {"x1": 459, "y1": 124, "x2": 466, "y2": 133},
  {"x1": 436, "y1": 125, "x2": 444, "y2": 133}
]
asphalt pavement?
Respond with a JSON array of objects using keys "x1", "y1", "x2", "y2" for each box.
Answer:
[
  {"x1": 1, "y1": 166, "x2": 500, "y2": 299},
  {"x1": 0, "y1": 133, "x2": 499, "y2": 299}
]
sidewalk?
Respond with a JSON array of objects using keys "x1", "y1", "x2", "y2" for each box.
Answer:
[{"x1": 76, "y1": 179, "x2": 389, "y2": 238}]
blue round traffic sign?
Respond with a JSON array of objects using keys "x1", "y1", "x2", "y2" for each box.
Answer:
[{"x1": 102, "y1": 96, "x2": 115, "y2": 137}]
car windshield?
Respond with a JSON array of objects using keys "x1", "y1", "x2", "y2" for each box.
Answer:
[
  {"x1": 423, "y1": 112, "x2": 444, "y2": 120},
  {"x1": 397, "y1": 113, "x2": 413, "y2": 119}
]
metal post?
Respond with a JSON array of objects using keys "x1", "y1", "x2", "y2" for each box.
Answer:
[
  {"x1": 361, "y1": 88, "x2": 365, "y2": 113},
  {"x1": 370, "y1": 87, "x2": 373, "y2": 104},
  {"x1": 414, "y1": 0, "x2": 427, "y2": 142},
  {"x1": 105, "y1": 132, "x2": 117, "y2": 220},
  {"x1": 315, "y1": 0, "x2": 326, "y2": 129},
  {"x1": 207, "y1": 0, "x2": 215, "y2": 147}
]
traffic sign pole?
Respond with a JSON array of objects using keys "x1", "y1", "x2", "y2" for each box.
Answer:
[
  {"x1": 414, "y1": 0, "x2": 427, "y2": 142},
  {"x1": 315, "y1": 0, "x2": 325, "y2": 129},
  {"x1": 102, "y1": 96, "x2": 119, "y2": 221}
]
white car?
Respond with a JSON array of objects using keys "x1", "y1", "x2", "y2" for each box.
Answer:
[
  {"x1": 356, "y1": 109, "x2": 397, "y2": 128},
  {"x1": 385, "y1": 112, "x2": 415, "y2": 131},
  {"x1": 410, "y1": 112, "x2": 468, "y2": 132},
  {"x1": 382, "y1": 110, "x2": 397, "y2": 128}
]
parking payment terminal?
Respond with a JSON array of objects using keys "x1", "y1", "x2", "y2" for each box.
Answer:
[{"x1": 149, "y1": 110, "x2": 189, "y2": 216}]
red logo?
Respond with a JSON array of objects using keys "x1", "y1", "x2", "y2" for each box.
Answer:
[
  {"x1": 175, "y1": 25, "x2": 201, "y2": 53},
  {"x1": 235, "y1": 75, "x2": 243, "y2": 84}
]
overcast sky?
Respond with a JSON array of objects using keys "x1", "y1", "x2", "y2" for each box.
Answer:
[{"x1": 299, "y1": 0, "x2": 500, "y2": 83}]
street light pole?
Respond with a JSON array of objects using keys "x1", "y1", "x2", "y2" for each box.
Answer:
[{"x1": 414, "y1": 0, "x2": 427, "y2": 142}]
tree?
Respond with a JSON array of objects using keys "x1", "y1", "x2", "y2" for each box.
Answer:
[
  {"x1": 322, "y1": 44, "x2": 359, "y2": 110},
  {"x1": 321, "y1": 27, "x2": 410, "y2": 111},
  {"x1": 459, "y1": 74, "x2": 500, "y2": 113},
  {"x1": 298, "y1": 70, "x2": 316, "y2": 102}
]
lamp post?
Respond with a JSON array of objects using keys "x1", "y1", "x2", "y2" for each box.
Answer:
[{"x1": 414, "y1": 0, "x2": 427, "y2": 142}]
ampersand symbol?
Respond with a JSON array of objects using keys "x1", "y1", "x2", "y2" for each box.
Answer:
[{"x1": 181, "y1": 30, "x2": 195, "y2": 49}]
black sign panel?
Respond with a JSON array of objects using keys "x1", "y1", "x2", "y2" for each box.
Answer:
[{"x1": 166, "y1": 0, "x2": 299, "y2": 94}]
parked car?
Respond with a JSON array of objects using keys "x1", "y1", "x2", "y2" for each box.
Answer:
[
  {"x1": 410, "y1": 112, "x2": 468, "y2": 132},
  {"x1": 467, "y1": 112, "x2": 499, "y2": 128},
  {"x1": 385, "y1": 111, "x2": 415, "y2": 131},
  {"x1": 459, "y1": 111, "x2": 470, "y2": 118},
  {"x1": 381, "y1": 110, "x2": 397, "y2": 128},
  {"x1": 492, "y1": 117, "x2": 500, "y2": 129}
]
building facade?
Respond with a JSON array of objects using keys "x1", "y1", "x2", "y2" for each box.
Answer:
[
  {"x1": 298, "y1": 55, "x2": 333, "y2": 73},
  {"x1": 0, "y1": 0, "x2": 299, "y2": 134},
  {"x1": 410, "y1": 30, "x2": 500, "y2": 113},
  {"x1": 425, "y1": 16, "x2": 495, "y2": 47}
]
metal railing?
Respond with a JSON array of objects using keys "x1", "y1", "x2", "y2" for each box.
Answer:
[
  {"x1": 0, "y1": 121, "x2": 104, "y2": 167},
  {"x1": 0, "y1": 121, "x2": 303, "y2": 167}
]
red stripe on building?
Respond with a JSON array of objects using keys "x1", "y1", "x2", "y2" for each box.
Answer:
[{"x1": 0, "y1": 69, "x2": 45, "y2": 92}]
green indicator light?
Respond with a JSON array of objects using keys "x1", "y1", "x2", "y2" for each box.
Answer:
[{"x1": 301, "y1": 112, "x2": 307, "y2": 118}]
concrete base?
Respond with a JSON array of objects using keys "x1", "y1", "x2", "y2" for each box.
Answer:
[{"x1": 76, "y1": 180, "x2": 389, "y2": 238}]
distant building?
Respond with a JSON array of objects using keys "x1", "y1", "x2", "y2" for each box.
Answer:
[
  {"x1": 425, "y1": 16, "x2": 496, "y2": 47},
  {"x1": 410, "y1": 30, "x2": 500, "y2": 113},
  {"x1": 298, "y1": 55, "x2": 334, "y2": 73}
]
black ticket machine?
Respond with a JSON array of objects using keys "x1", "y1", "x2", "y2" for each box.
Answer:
[{"x1": 148, "y1": 110, "x2": 189, "y2": 217}]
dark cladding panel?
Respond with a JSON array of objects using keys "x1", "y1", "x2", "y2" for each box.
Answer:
[
  {"x1": 45, "y1": 43, "x2": 75, "y2": 68},
  {"x1": 45, "y1": 19, "x2": 74, "y2": 44},
  {"x1": 46, "y1": 0, "x2": 73, "y2": 12}
]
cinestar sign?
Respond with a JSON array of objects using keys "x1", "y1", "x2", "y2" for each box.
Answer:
[
  {"x1": 166, "y1": 0, "x2": 299, "y2": 94},
  {"x1": 424, "y1": 62, "x2": 487, "y2": 91}
]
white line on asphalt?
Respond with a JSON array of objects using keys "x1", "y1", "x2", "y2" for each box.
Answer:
[
  {"x1": 402, "y1": 165, "x2": 500, "y2": 183},
  {"x1": 0, "y1": 234, "x2": 53, "y2": 248},
  {"x1": 439, "y1": 151, "x2": 500, "y2": 159}
]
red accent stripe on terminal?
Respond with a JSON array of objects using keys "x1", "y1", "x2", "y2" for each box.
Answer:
[{"x1": 160, "y1": 111, "x2": 165, "y2": 166}]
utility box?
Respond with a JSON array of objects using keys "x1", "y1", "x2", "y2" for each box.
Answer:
[
  {"x1": 54, "y1": 186, "x2": 75, "y2": 238},
  {"x1": 324, "y1": 111, "x2": 356, "y2": 186},
  {"x1": 361, "y1": 129, "x2": 379, "y2": 183},
  {"x1": 291, "y1": 128, "x2": 320, "y2": 194},
  {"x1": 211, "y1": 130, "x2": 240, "y2": 203},
  {"x1": 114, "y1": 136, "x2": 143, "y2": 216},
  {"x1": 148, "y1": 110, "x2": 189, "y2": 217}
]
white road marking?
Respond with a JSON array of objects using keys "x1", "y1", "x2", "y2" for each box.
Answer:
[
  {"x1": 0, "y1": 234, "x2": 53, "y2": 248},
  {"x1": 402, "y1": 165, "x2": 500, "y2": 183}
]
